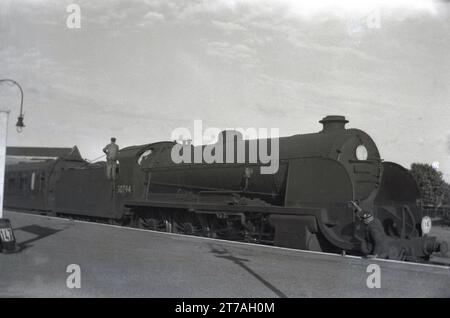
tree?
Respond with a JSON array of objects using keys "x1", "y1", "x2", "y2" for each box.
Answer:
[
  {"x1": 442, "y1": 182, "x2": 450, "y2": 206},
  {"x1": 409, "y1": 163, "x2": 447, "y2": 206}
]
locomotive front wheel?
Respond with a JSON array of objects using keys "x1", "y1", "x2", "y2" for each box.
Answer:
[
  {"x1": 174, "y1": 222, "x2": 196, "y2": 235},
  {"x1": 137, "y1": 217, "x2": 163, "y2": 231}
]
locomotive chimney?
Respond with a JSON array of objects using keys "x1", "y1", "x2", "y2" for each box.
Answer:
[{"x1": 319, "y1": 115, "x2": 349, "y2": 133}]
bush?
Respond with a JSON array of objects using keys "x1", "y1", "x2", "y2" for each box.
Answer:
[{"x1": 410, "y1": 163, "x2": 449, "y2": 206}]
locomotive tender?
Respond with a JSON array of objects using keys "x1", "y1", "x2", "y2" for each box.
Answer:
[{"x1": 4, "y1": 116, "x2": 448, "y2": 261}]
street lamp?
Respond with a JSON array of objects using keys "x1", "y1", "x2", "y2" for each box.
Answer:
[
  {"x1": 0, "y1": 79, "x2": 25, "y2": 133},
  {"x1": 0, "y1": 79, "x2": 26, "y2": 253}
]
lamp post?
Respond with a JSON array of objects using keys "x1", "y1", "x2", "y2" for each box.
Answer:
[{"x1": 0, "y1": 79, "x2": 25, "y2": 253}]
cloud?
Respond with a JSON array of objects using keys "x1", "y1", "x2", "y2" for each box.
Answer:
[
  {"x1": 2, "y1": 0, "x2": 450, "y2": 179},
  {"x1": 205, "y1": 41, "x2": 257, "y2": 65},
  {"x1": 143, "y1": 10, "x2": 165, "y2": 21},
  {"x1": 211, "y1": 20, "x2": 247, "y2": 33}
]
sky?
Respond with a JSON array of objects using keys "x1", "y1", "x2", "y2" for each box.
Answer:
[{"x1": 1, "y1": 0, "x2": 450, "y2": 180}]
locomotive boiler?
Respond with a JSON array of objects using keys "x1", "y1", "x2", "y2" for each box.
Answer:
[{"x1": 4, "y1": 116, "x2": 448, "y2": 261}]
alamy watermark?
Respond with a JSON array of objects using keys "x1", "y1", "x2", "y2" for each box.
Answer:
[
  {"x1": 66, "y1": 4, "x2": 81, "y2": 29},
  {"x1": 170, "y1": 120, "x2": 280, "y2": 174},
  {"x1": 366, "y1": 264, "x2": 381, "y2": 289},
  {"x1": 347, "y1": 8, "x2": 381, "y2": 37},
  {"x1": 66, "y1": 264, "x2": 81, "y2": 289}
]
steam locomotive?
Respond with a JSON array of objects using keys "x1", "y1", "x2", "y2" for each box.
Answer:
[{"x1": 4, "y1": 116, "x2": 448, "y2": 261}]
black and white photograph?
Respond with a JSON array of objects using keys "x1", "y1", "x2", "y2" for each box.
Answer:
[{"x1": 1, "y1": 0, "x2": 450, "y2": 303}]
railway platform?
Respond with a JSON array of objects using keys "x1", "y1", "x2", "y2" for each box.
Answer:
[{"x1": 0, "y1": 210, "x2": 449, "y2": 297}]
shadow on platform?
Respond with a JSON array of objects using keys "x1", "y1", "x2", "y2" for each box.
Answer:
[
  {"x1": 13, "y1": 224, "x2": 65, "y2": 251},
  {"x1": 209, "y1": 244, "x2": 287, "y2": 298}
]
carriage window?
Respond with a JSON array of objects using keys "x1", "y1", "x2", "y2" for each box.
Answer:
[
  {"x1": 40, "y1": 173, "x2": 46, "y2": 191},
  {"x1": 18, "y1": 174, "x2": 27, "y2": 190},
  {"x1": 31, "y1": 172, "x2": 36, "y2": 191},
  {"x1": 137, "y1": 149, "x2": 153, "y2": 166},
  {"x1": 7, "y1": 176, "x2": 16, "y2": 192}
]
